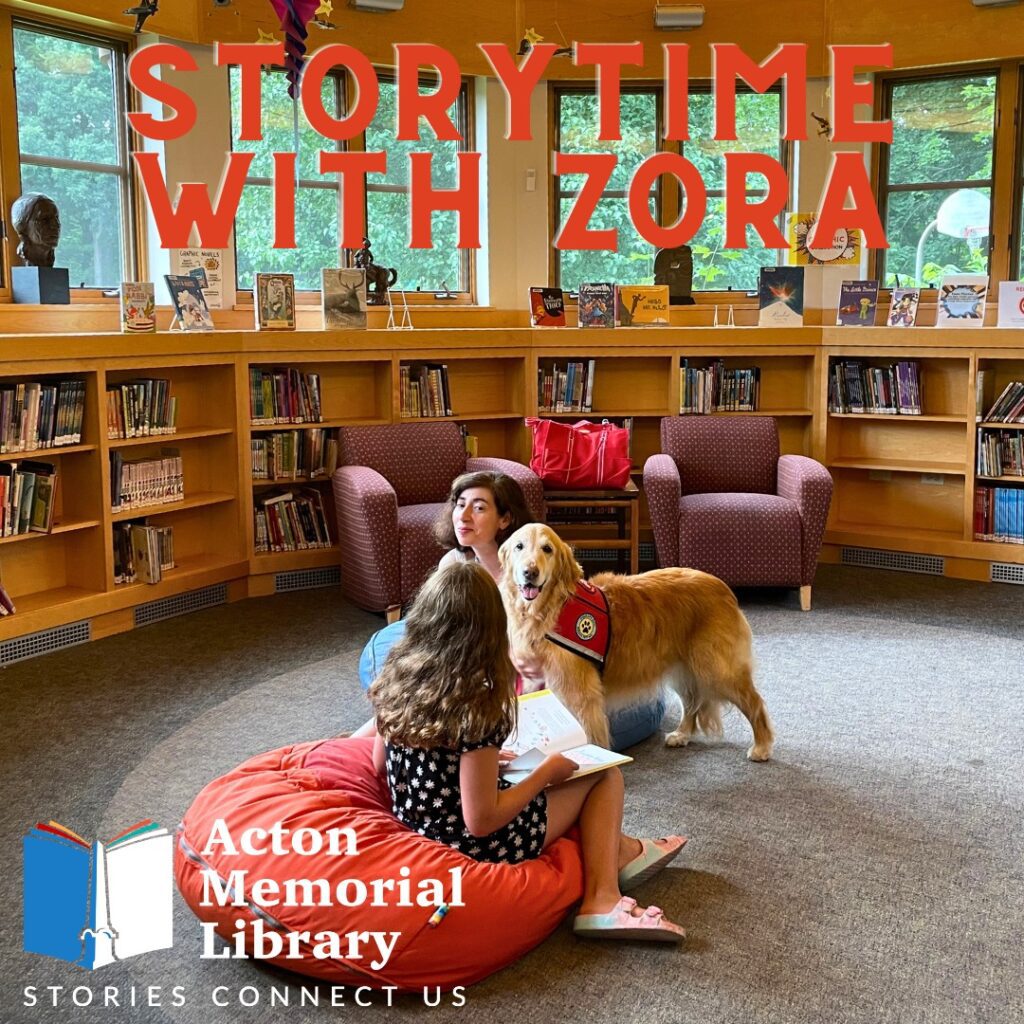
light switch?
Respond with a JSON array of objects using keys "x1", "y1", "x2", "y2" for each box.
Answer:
[{"x1": 525, "y1": 168, "x2": 537, "y2": 192}]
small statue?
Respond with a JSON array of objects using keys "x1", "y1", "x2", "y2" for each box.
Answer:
[
  {"x1": 11, "y1": 193, "x2": 61, "y2": 268},
  {"x1": 354, "y1": 236, "x2": 398, "y2": 306}
]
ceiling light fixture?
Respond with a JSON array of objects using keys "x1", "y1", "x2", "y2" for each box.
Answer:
[{"x1": 653, "y1": 3, "x2": 705, "y2": 29}]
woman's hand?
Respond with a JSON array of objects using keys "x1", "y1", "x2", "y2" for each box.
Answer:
[
  {"x1": 510, "y1": 646, "x2": 547, "y2": 687},
  {"x1": 540, "y1": 752, "x2": 577, "y2": 786}
]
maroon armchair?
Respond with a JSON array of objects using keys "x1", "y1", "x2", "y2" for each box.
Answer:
[
  {"x1": 332, "y1": 422, "x2": 544, "y2": 619},
  {"x1": 643, "y1": 416, "x2": 832, "y2": 610}
]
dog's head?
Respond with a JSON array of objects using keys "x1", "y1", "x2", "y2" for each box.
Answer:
[{"x1": 499, "y1": 523, "x2": 582, "y2": 617}]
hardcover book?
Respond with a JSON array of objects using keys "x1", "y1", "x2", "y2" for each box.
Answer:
[
  {"x1": 758, "y1": 267, "x2": 805, "y2": 326},
  {"x1": 615, "y1": 285, "x2": 669, "y2": 326},
  {"x1": 529, "y1": 287, "x2": 566, "y2": 327},
  {"x1": 22, "y1": 820, "x2": 173, "y2": 969},
  {"x1": 996, "y1": 281, "x2": 1024, "y2": 328},
  {"x1": 119, "y1": 283, "x2": 156, "y2": 334},
  {"x1": 254, "y1": 273, "x2": 296, "y2": 331},
  {"x1": 887, "y1": 287, "x2": 921, "y2": 328},
  {"x1": 163, "y1": 275, "x2": 214, "y2": 332},
  {"x1": 577, "y1": 283, "x2": 615, "y2": 328},
  {"x1": 322, "y1": 268, "x2": 367, "y2": 329},
  {"x1": 836, "y1": 280, "x2": 879, "y2": 326},
  {"x1": 936, "y1": 274, "x2": 988, "y2": 328}
]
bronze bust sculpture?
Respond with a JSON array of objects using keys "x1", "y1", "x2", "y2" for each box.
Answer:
[{"x1": 11, "y1": 193, "x2": 61, "y2": 268}]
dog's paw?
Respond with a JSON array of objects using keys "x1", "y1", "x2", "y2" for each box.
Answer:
[
  {"x1": 665, "y1": 730, "x2": 692, "y2": 748},
  {"x1": 746, "y1": 743, "x2": 772, "y2": 762}
]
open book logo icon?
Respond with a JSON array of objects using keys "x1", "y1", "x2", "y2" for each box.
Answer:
[{"x1": 23, "y1": 820, "x2": 174, "y2": 970}]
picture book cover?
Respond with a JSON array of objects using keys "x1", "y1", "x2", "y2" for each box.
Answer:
[
  {"x1": 529, "y1": 286, "x2": 566, "y2": 327},
  {"x1": 996, "y1": 281, "x2": 1024, "y2": 328},
  {"x1": 758, "y1": 267, "x2": 805, "y2": 326},
  {"x1": 322, "y1": 268, "x2": 367, "y2": 329},
  {"x1": 887, "y1": 287, "x2": 921, "y2": 328},
  {"x1": 787, "y1": 212, "x2": 860, "y2": 265},
  {"x1": 254, "y1": 273, "x2": 296, "y2": 331},
  {"x1": 119, "y1": 283, "x2": 156, "y2": 334},
  {"x1": 836, "y1": 280, "x2": 879, "y2": 326},
  {"x1": 171, "y1": 248, "x2": 226, "y2": 308},
  {"x1": 936, "y1": 274, "x2": 988, "y2": 328},
  {"x1": 577, "y1": 282, "x2": 615, "y2": 328},
  {"x1": 163, "y1": 274, "x2": 214, "y2": 332},
  {"x1": 615, "y1": 284, "x2": 670, "y2": 326}
]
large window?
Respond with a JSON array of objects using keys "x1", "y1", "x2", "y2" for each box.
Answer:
[
  {"x1": 878, "y1": 73, "x2": 997, "y2": 288},
  {"x1": 363, "y1": 77, "x2": 471, "y2": 294},
  {"x1": 13, "y1": 23, "x2": 132, "y2": 288},
  {"x1": 553, "y1": 86, "x2": 785, "y2": 292},
  {"x1": 231, "y1": 68, "x2": 345, "y2": 292}
]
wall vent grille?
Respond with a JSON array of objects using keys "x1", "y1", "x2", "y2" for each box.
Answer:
[
  {"x1": 991, "y1": 562, "x2": 1024, "y2": 585},
  {"x1": 573, "y1": 542, "x2": 656, "y2": 566},
  {"x1": 275, "y1": 566, "x2": 341, "y2": 592},
  {"x1": 0, "y1": 620, "x2": 90, "y2": 667},
  {"x1": 841, "y1": 547, "x2": 945, "y2": 576},
  {"x1": 134, "y1": 585, "x2": 227, "y2": 628}
]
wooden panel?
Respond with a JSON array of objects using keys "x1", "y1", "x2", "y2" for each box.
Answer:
[
  {"x1": 828, "y1": 418, "x2": 969, "y2": 466},
  {"x1": 832, "y1": 468, "x2": 964, "y2": 537},
  {"x1": 589, "y1": 357, "x2": 674, "y2": 415},
  {"x1": 445, "y1": 357, "x2": 526, "y2": 418}
]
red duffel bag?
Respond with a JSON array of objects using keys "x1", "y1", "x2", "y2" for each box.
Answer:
[{"x1": 525, "y1": 417, "x2": 632, "y2": 489}]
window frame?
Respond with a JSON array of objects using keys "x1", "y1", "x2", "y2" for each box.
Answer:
[{"x1": 1013, "y1": 65, "x2": 1024, "y2": 281}]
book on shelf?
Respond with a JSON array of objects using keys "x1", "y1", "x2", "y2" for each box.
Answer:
[
  {"x1": 249, "y1": 368, "x2": 323, "y2": 424},
  {"x1": 982, "y1": 381, "x2": 1024, "y2": 424},
  {"x1": 758, "y1": 267, "x2": 805, "y2": 326},
  {"x1": 828, "y1": 359, "x2": 921, "y2": 415},
  {"x1": 322, "y1": 268, "x2": 367, "y2": 329},
  {"x1": 577, "y1": 283, "x2": 615, "y2": 328},
  {"x1": 529, "y1": 287, "x2": 566, "y2": 327},
  {"x1": 130, "y1": 523, "x2": 163, "y2": 584},
  {"x1": 976, "y1": 427, "x2": 1024, "y2": 479},
  {"x1": 109, "y1": 449, "x2": 183, "y2": 513},
  {"x1": 0, "y1": 379, "x2": 85, "y2": 452},
  {"x1": 254, "y1": 273, "x2": 296, "y2": 331},
  {"x1": 251, "y1": 428, "x2": 338, "y2": 481},
  {"x1": 119, "y1": 283, "x2": 156, "y2": 334},
  {"x1": 679, "y1": 360, "x2": 760, "y2": 413},
  {"x1": 973, "y1": 485, "x2": 1024, "y2": 544},
  {"x1": 171, "y1": 248, "x2": 226, "y2": 308},
  {"x1": 0, "y1": 460, "x2": 57, "y2": 536},
  {"x1": 935, "y1": 274, "x2": 987, "y2": 328},
  {"x1": 0, "y1": 578, "x2": 16, "y2": 616},
  {"x1": 254, "y1": 488, "x2": 333, "y2": 553},
  {"x1": 537, "y1": 360, "x2": 596, "y2": 413},
  {"x1": 615, "y1": 285, "x2": 669, "y2": 326},
  {"x1": 106, "y1": 379, "x2": 177, "y2": 439},
  {"x1": 164, "y1": 274, "x2": 214, "y2": 331},
  {"x1": 996, "y1": 281, "x2": 1024, "y2": 328},
  {"x1": 836, "y1": 280, "x2": 879, "y2": 326},
  {"x1": 400, "y1": 364, "x2": 452, "y2": 418},
  {"x1": 114, "y1": 522, "x2": 172, "y2": 585},
  {"x1": 500, "y1": 690, "x2": 632, "y2": 785},
  {"x1": 886, "y1": 287, "x2": 921, "y2": 328},
  {"x1": 22, "y1": 820, "x2": 173, "y2": 969}
]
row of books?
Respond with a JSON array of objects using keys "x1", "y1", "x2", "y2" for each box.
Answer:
[
  {"x1": 106, "y1": 379, "x2": 178, "y2": 439},
  {"x1": 0, "y1": 460, "x2": 56, "y2": 536},
  {"x1": 981, "y1": 381, "x2": 1024, "y2": 424},
  {"x1": 249, "y1": 369, "x2": 323, "y2": 425},
  {"x1": 251, "y1": 429, "x2": 339, "y2": 481},
  {"x1": 254, "y1": 489, "x2": 333, "y2": 552},
  {"x1": 976, "y1": 429, "x2": 1023, "y2": 479},
  {"x1": 974, "y1": 486, "x2": 1024, "y2": 543},
  {"x1": 109, "y1": 451, "x2": 184, "y2": 513},
  {"x1": 0, "y1": 380, "x2": 85, "y2": 452},
  {"x1": 531, "y1": 285, "x2": 669, "y2": 328},
  {"x1": 538, "y1": 361, "x2": 596, "y2": 413},
  {"x1": 400, "y1": 364, "x2": 452, "y2": 418},
  {"x1": 828, "y1": 360, "x2": 922, "y2": 415},
  {"x1": 113, "y1": 522, "x2": 175, "y2": 585},
  {"x1": 680, "y1": 361, "x2": 760, "y2": 413}
]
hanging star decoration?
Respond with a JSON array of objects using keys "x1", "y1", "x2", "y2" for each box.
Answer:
[
  {"x1": 312, "y1": 0, "x2": 336, "y2": 29},
  {"x1": 810, "y1": 112, "x2": 831, "y2": 138},
  {"x1": 256, "y1": 28, "x2": 278, "y2": 45},
  {"x1": 268, "y1": 0, "x2": 320, "y2": 99},
  {"x1": 517, "y1": 27, "x2": 544, "y2": 56}
]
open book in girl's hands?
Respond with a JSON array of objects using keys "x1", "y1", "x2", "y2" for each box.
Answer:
[{"x1": 501, "y1": 690, "x2": 632, "y2": 784}]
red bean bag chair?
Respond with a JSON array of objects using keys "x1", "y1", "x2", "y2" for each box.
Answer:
[{"x1": 175, "y1": 736, "x2": 584, "y2": 991}]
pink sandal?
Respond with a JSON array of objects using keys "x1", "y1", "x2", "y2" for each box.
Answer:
[
  {"x1": 619, "y1": 836, "x2": 688, "y2": 892},
  {"x1": 573, "y1": 896, "x2": 686, "y2": 942}
]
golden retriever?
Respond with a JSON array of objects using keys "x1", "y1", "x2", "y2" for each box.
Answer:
[{"x1": 499, "y1": 523, "x2": 774, "y2": 761}]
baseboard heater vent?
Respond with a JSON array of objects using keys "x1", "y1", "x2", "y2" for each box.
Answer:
[
  {"x1": 841, "y1": 547, "x2": 945, "y2": 576},
  {"x1": 991, "y1": 562, "x2": 1024, "y2": 585},
  {"x1": 275, "y1": 566, "x2": 341, "y2": 593},
  {"x1": 572, "y1": 541, "x2": 656, "y2": 566},
  {"x1": 0, "y1": 620, "x2": 90, "y2": 667},
  {"x1": 134, "y1": 584, "x2": 228, "y2": 628}
]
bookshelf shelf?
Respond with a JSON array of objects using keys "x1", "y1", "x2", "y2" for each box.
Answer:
[
  {"x1": 976, "y1": 475, "x2": 1024, "y2": 483},
  {"x1": 250, "y1": 546, "x2": 341, "y2": 573},
  {"x1": 828, "y1": 457, "x2": 967, "y2": 475},
  {"x1": 828, "y1": 413, "x2": 967, "y2": 423},
  {"x1": 113, "y1": 552, "x2": 246, "y2": 592},
  {"x1": 0, "y1": 443, "x2": 97, "y2": 461},
  {"x1": 109, "y1": 427, "x2": 232, "y2": 448},
  {"x1": 110, "y1": 491, "x2": 236, "y2": 522},
  {"x1": 978, "y1": 421, "x2": 1024, "y2": 430},
  {"x1": 252, "y1": 476, "x2": 332, "y2": 486},
  {"x1": 0, "y1": 518, "x2": 101, "y2": 545},
  {"x1": 250, "y1": 417, "x2": 390, "y2": 432}
]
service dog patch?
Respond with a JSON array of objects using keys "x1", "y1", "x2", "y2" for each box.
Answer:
[{"x1": 546, "y1": 580, "x2": 610, "y2": 668}]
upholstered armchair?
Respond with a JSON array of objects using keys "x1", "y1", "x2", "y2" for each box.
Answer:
[
  {"x1": 643, "y1": 416, "x2": 833, "y2": 610},
  {"x1": 332, "y1": 422, "x2": 544, "y2": 619}
]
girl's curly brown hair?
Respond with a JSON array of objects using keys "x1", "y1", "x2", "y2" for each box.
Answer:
[
  {"x1": 434, "y1": 471, "x2": 534, "y2": 553},
  {"x1": 369, "y1": 560, "x2": 517, "y2": 749}
]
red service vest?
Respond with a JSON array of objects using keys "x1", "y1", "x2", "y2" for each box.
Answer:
[{"x1": 545, "y1": 579, "x2": 611, "y2": 670}]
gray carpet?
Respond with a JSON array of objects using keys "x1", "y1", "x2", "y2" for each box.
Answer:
[{"x1": 2, "y1": 566, "x2": 1022, "y2": 1024}]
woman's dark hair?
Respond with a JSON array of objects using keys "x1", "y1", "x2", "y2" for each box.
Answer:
[{"x1": 434, "y1": 471, "x2": 534, "y2": 552}]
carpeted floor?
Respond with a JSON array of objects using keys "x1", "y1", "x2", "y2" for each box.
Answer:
[{"x1": 2, "y1": 565, "x2": 1022, "y2": 1024}]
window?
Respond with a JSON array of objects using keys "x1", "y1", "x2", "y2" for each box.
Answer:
[
  {"x1": 878, "y1": 72, "x2": 997, "y2": 288},
  {"x1": 12, "y1": 23, "x2": 132, "y2": 288},
  {"x1": 1017, "y1": 68, "x2": 1024, "y2": 282},
  {"x1": 553, "y1": 86, "x2": 785, "y2": 292},
  {"x1": 363, "y1": 76, "x2": 471, "y2": 294},
  {"x1": 231, "y1": 68, "x2": 345, "y2": 292}
]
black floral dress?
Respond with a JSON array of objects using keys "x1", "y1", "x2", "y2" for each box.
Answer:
[{"x1": 384, "y1": 731, "x2": 548, "y2": 864}]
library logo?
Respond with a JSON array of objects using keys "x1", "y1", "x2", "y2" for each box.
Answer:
[{"x1": 23, "y1": 820, "x2": 174, "y2": 969}]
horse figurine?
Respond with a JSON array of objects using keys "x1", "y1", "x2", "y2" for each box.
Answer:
[{"x1": 354, "y1": 237, "x2": 398, "y2": 305}]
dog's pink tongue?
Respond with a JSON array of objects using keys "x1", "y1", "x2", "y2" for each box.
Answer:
[{"x1": 521, "y1": 584, "x2": 540, "y2": 601}]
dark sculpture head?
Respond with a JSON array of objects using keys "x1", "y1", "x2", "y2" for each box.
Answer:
[{"x1": 12, "y1": 193, "x2": 61, "y2": 268}]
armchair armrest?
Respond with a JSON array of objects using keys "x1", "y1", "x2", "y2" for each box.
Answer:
[
  {"x1": 332, "y1": 466, "x2": 401, "y2": 613},
  {"x1": 643, "y1": 453, "x2": 682, "y2": 568},
  {"x1": 777, "y1": 455, "x2": 834, "y2": 586},
  {"x1": 466, "y1": 457, "x2": 545, "y2": 523}
]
